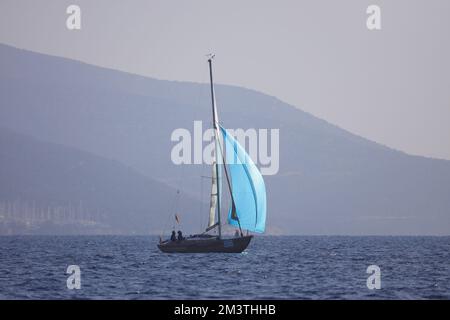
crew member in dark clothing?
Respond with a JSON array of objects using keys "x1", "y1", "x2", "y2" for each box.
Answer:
[
  {"x1": 170, "y1": 230, "x2": 176, "y2": 242},
  {"x1": 177, "y1": 230, "x2": 184, "y2": 241}
]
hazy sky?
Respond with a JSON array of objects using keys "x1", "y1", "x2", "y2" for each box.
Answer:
[{"x1": 1, "y1": 0, "x2": 449, "y2": 159}]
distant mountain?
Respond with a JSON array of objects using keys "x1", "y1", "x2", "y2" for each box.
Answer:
[
  {"x1": 1, "y1": 43, "x2": 449, "y2": 235},
  {"x1": 0, "y1": 127, "x2": 199, "y2": 235}
]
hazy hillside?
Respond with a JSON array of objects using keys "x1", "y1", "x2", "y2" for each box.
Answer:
[
  {"x1": 1, "y1": 43, "x2": 449, "y2": 235},
  {"x1": 0, "y1": 127, "x2": 200, "y2": 235}
]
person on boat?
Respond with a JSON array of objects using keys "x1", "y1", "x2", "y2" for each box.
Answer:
[
  {"x1": 170, "y1": 230, "x2": 176, "y2": 242},
  {"x1": 177, "y1": 230, "x2": 184, "y2": 241},
  {"x1": 234, "y1": 230, "x2": 240, "y2": 238}
]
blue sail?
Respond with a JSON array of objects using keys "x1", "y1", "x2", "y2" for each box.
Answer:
[{"x1": 220, "y1": 126, "x2": 267, "y2": 233}]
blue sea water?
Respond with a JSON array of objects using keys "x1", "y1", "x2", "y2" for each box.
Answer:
[{"x1": 0, "y1": 236, "x2": 449, "y2": 299}]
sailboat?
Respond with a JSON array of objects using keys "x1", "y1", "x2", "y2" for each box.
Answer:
[{"x1": 157, "y1": 55, "x2": 266, "y2": 253}]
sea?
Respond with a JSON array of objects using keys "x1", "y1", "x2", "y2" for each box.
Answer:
[{"x1": 0, "y1": 235, "x2": 449, "y2": 300}]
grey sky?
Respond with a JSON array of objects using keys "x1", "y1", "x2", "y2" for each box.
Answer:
[{"x1": 1, "y1": 0, "x2": 449, "y2": 159}]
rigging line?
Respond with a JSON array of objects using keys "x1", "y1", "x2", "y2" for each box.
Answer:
[
  {"x1": 199, "y1": 164, "x2": 205, "y2": 231},
  {"x1": 162, "y1": 159, "x2": 186, "y2": 237},
  {"x1": 173, "y1": 161, "x2": 186, "y2": 230},
  {"x1": 215, "y1": 126, "x2": 244, "y2": 236},
  {"x1": 161, "y1": 188, "x2": 179, "y2": 239},
  {"x1": 173, "y1": 190, "x2": 181, "y2": 230}
]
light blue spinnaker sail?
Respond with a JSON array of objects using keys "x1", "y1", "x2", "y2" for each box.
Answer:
[{"x1": 220, "y1": 126, "x2": 267, "y2": 233}]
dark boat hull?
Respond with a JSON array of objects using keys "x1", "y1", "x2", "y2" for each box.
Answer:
[{"x1": 157, "y1": 235, "x2": 253, "y2": 253}]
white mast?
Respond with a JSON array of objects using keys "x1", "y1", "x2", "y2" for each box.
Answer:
[{"x1": 207, "y1": 54, "x2": 222, "y2": 239}]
